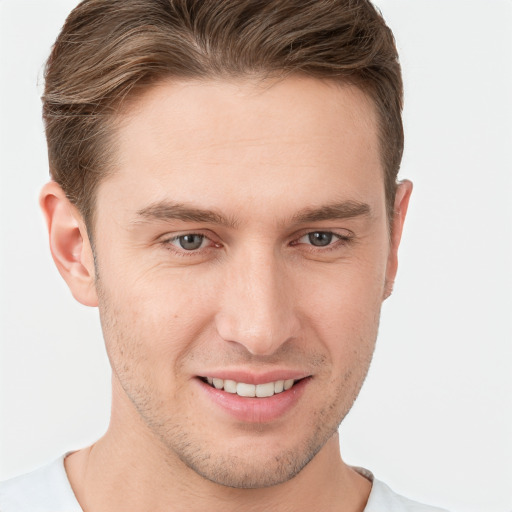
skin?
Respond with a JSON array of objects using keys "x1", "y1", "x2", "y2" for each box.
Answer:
[{"x1": 40, "y1": 76, "x2": 411, "y2": 511}]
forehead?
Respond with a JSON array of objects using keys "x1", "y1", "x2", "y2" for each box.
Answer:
[{"x1": 100, "y1": 76, "x2": 383, "y2": 223}]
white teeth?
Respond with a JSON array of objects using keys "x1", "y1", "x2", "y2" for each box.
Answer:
[
  {"x1": 204, "y1": 377, "x2": 298, "y2": 397},
  {"x1": 284, "y1": 379, "x2": 294, "y2": 391},
  {"x1": 256, "y1": 382, "x2": 275, "y2": 397},
  {"x1": 223, "y1": 379, "x2": 237, "y2": 394},
  {"x1": 237, "y1": 382, "x2": 256, "y2": 397}
]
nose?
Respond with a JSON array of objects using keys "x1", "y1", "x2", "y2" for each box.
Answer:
[{"x1": 215, "y1": 247, "x2": 301, "y2": 356}]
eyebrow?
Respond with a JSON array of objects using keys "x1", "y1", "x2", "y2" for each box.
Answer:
[
  {"x1": 291, "y1": 200, "x2": 371, "y2": 224},
  {"x1": 134, "y1": 199, "x2": 371, "y2": 227},
  {"x1": 135, "y1": 201, "x2": 238, "y2": 228}
]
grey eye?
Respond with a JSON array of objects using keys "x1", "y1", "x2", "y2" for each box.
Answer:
[
  {"x1": 178, "y1": 234, "x2": 205, "y2": 250},
  {"x1": 308, "y1": 232, "x2": 333, "y2": 247}
]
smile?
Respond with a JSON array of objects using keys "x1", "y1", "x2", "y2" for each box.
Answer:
[
  {"x1": 197, "y1": 375, "x2": 310, "y2": 422},
  {"x1": 202, "y1": 377, "x2": 297, "y2": 397}
]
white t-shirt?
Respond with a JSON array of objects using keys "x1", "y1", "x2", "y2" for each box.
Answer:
[{"x1": 0, "y1": 456, "x2": 449, "y2": 511}]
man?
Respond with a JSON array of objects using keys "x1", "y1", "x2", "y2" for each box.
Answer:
[{"x1": 0, "y1": 1, "x2": 447, "y2": 510}]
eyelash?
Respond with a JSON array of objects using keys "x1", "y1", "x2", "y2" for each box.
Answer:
[
  {"x1": 291, "y1": 231, "x2": 353, "y2": 252},
  {"x1": 162, "y1": 233, "x2": 219, "y2": 257},
  {"x1": 161, "y1": 230, "x2": 354, "y2": 258}
]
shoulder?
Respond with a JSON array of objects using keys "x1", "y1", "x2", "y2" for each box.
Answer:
[
  {"x1": 0, "y1": 456, "x2": 82, "y2": 512},
  {"x1": 366, "y1": 479, "x2": 449, "y2": 512},
  {"x1": 355, "y1": 468, "x2": 450, "y2": 512}
]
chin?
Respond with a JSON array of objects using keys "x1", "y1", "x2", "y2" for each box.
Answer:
[
  {"x1": 163, "y1": 418, "x2": 340, "y2": 489},
  {"x1": 180, "y1": 445, "x2": 316, "y2": 489}
]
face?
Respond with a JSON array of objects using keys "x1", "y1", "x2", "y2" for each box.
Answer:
[{"x1": 91, "y1": 77, "x2": 401, "y2": 488}]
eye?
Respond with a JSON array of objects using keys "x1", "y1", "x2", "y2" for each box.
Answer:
[
  {"x1": 169, "y1": 234, "x2": 208, "y2": 251},
  {"x1": 291, "y1": 230, "x2": 354, "y2": 253},
  {"x1": 296, "y1": 231, "x2": 343, "y2": 247},
  {"x1": 305, "y1": 232, "x2": 334, "y2": 247}
]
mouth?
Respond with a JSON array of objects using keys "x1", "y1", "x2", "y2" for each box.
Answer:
[
  {"x1": 196, "y1": 374, "x2": 311, "y2": 423},
  {"x1": 200, "y1": 376, "x2": 302, "y2": 397}
]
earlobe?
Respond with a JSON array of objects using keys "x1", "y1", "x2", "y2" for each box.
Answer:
[
  {"x1": 383, "y1": 179, "x2": 413, "y2": 300},
  {"x1": 39, "y1": 181, "x2": 98, "y2": 307}
]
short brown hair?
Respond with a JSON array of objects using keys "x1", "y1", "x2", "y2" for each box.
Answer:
[{"x1": 43, "y1": 0, "x2": 403, "y2": 231}]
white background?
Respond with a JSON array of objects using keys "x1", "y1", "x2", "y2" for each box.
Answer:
[{"x1": 0, "y1": 1, "x2": 511, "y2": 511}]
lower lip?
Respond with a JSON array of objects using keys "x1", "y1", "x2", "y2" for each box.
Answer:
[{"x1": 196, "y1": 377, "x2": 310, "y2": 423}]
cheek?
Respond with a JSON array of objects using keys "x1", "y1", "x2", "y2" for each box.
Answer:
[
  {"x1": 299, "y1": 253, "x2": 386, "y2": 323},
  {"x1": 296, "y1": 252, "x2": 386, "y2": 363},
  {"x1": 96, "y1": 265, "x2": 219, "y2": 387}
]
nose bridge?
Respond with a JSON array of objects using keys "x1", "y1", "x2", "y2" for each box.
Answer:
[{"x1": 215, "y1": 243, "x2": 299, "y2": 355}]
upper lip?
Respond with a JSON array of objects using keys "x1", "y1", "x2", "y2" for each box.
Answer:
[{"x1": 197, "y1": 369, "x2": 310, "y2": 385}]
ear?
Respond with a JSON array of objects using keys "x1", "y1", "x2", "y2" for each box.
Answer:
[
  {"x1": 39, "y1": 181, "x2": 98, "y2": 307},
  {"x1": 383, "y1": 179, "x2": 413, "y2": 300}
]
